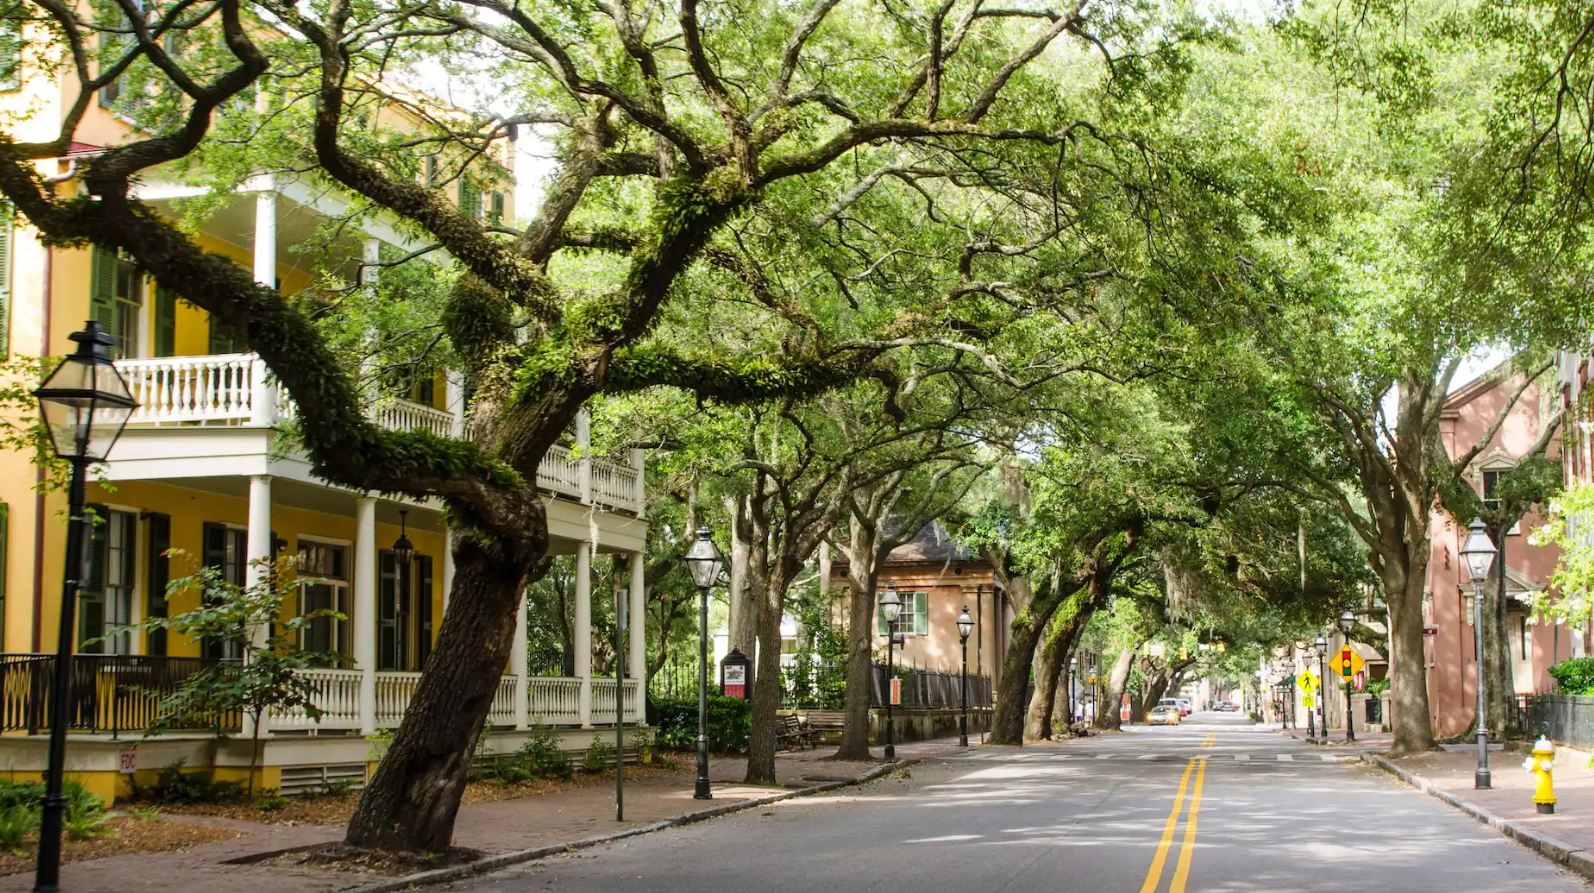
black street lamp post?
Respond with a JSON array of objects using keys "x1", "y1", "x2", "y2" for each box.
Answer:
[
  {"x1": 1067, "y1": 657, "x2": 1077, "y2": 727},
  {"x1": 32, "y1": 322, "x2": 136, "y2": 893},
  {"x1": 880, "y1": 585, "x2": 901, "y2": 760},
  {"x1": 1460, "y1": 518, "x2": 1498, "y2": 790},
  {"x1": 1339, "y1": 609, "x2": 1357, "y2": 742},
  {"x1": 1089, "y1": 665, "x2": 1099, "y2": 725},
  {"x1": 957, "y1": 606, "x2": 973, "y2": 747},
  {"x1": 684, "y1": 527, "x2": 725, "y2": 800},
  {"x1": 1315, "y1": 633, "x2": 1329, "y2": 740}
]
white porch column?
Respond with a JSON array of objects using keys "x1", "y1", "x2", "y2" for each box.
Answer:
[
  {"x1": 253, "y1": 189, "x2": 277, "y2": 287},
  {"x1": 355, "y1": 496, "x2": 378, "y2": 735},
  {"x1": 441, "y1": 527, "x2": 456, "y2": 614},
  {"x1": 241, "y1": 475, "x2": 273, "y2": 739},
  {"x1": 446, "y1": 371, "x2": 467, "y2": 439},
  {"x1": 629, "y1": 447, "x2": 646, "y2": 516},
  {"x1": 628, "y1": 551, "x2": 646, "y2": 682},
  {"x1": 576, "y1": 410, "x2": 592, "y2": 504},
  {"x1": 512, "y1": 593, "x2": 529, "y2": 730},
  {"x1": 249, "y1": 189, "x2": 280, "y2": 426},
  {"x1": 575, "y1": 542, "x2": 592, "y2": 728}
]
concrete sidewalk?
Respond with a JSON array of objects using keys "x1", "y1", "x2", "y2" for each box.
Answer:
[
  {"x1": 1367, "y1": 742, "x2": 1594, "y2": 882},
  {"x1": 0, "y1": 736, "x2": 967, "y2": 893}
]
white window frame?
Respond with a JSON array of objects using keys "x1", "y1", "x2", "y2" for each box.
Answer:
[
  {"x1": 296, "y1": 535, "x2": 351, "y2": 660},
  {"x1": 876, "y1": 591, "x2": 928, "y2": 637}
]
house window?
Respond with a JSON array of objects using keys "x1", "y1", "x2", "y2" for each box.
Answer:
[
  {"x1": 488, "y1": 191, "x2": 506, "y2": 225},
  {"x1": 81, "y1": 508, "x2": 137, "y2": 654},
  {"x1": 0, "y1": 201, "x2": 13, "y2": 359},
  {"x1": 91, "y1": 246, "x2": 143, "y2": 358},
  {"x1": 201, "y1": 522, "x2": 247, "y2": 660},
  {"x1": 876, "y1": 591, "x2": 928, "y2": 636},
  {"x1": 298, "y1": 540, "x2": 349, "y2": 661},
  {"x1": 459, "y1": 179, "x2": 482, "y2": 220},
  {"x1": 0, "y1": 17, "x2": 20, "y2": 92},
  {"x1": 378, "y1": 550, "x2": 431, "y2": 670},
  {"x1": 1482, "y1": 470, "x2": 1502, "y2": 512}
]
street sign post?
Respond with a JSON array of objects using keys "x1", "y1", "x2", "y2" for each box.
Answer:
[
  {"x1": 1330, "y1": 646, "x2": 1366, "y2": 681},
  {"x1": 1297, "y1": 669, "x2": 1319, "y2": 694}
]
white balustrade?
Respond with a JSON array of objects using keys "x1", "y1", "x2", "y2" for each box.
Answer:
[
  {"x1": 371, "y1": 399, "x2": 455, "y2": 438},
  {"x1": 488, "y1": 675, "x2": 519, "y2": 727},
  {"x1": 119, "y1": 353, "x2": 256, "y2": 426},
  {"x1": 527, "y1": 676, "x2": 583, "y2": 726},
  {"x1": 589, "y1": 678, "x2": 642, "y2": 723},
  {"x1": 115, "y1": 354, "x2": 644, "y2": 511},
  {"x1": 536, "y1": 444, "x2": 583, "y2": 495},
  {"x1": 274, "y1": 667, "x2": 363, "y2": 730},
  {"x1": 373, "y1": 671, "x2": 423, "y2": 727}
]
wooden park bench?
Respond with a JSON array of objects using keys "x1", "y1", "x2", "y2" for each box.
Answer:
[
  {"x1": 802, "y1": 710, "x2": 846, "y2": 743},
  {"x1": 775, "y1": 714, "x2": 817, "y2": 751}
]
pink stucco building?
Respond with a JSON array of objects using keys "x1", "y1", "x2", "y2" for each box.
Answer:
[{"x1": 1423, "y1": 369, "x2": 1574, "y2": 738}]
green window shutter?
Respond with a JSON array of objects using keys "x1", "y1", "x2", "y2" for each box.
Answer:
[
  {"x1": 425, "y1": 155, "x2": 438, "y2": 184},
  {"x1": 378, "y1": 550, "x2": 397, "y2": 670},
  {"x1": 90, "y1": 245, "x2": 118, "y2": 335},
  {"x1": 0, "y1": 502, "x2": 8, "y2": 637},
  {"x1": 459, "y1": 180, "x2": 480, "y2": 220},
  {"x1": 0, "y1": 202, "x2": 11, "y2": 360},
  {"x1": 416, "y1": 555, "x2": 433, "y2": 668},
  {"x1": 488, "y1": 191, "x2": 505, "y2": 225},
  {"x1": 0, "y1": 19, "x2": 20, "y2": 92},
  {"x1": 153, "y1": 286, "x2": 176, "y2": 357},
  {"x1": 146, "y1": 512, "x2": 169, "y2": 655}
]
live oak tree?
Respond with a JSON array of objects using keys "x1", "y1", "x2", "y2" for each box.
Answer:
[{"x1": 0, "y1": 0, "x2": 1191, "y2": 849}]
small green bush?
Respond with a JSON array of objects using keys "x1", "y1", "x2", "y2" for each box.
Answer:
[
  {"x1": 517, "y1": 725, "x2": 571, "y2": 779},
  {"x1": 582, "y1": 738, "x2": 615, "y2": 773},
  {"x1": 254, "y1": 790, "x2": 293, "y2": 812},
  {"x1": 1550, "y1": 657, "x2": 1594, "y2": 695},
  {"x1": 134, "y1": 761, "x2": 245, "y2": 804},
  {"x1": 651, "y1": 696, "x2": 751, "y2": 753},
  {"x1": 0, "y1": 779, "x2": 44, "y2": 813},
  {"x1": 0, "y1": 805, "x2": 37, "y2": 854},
  {"x1": 63, "y1": 786, "x2": 110, "y2": 841}
]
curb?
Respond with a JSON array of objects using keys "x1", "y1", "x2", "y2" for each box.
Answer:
[
  {"x1": 1362, "y1": 753, "x2": 1592, "y2": 878},
  {"x1": 337, "y1": 759, "x2": 918, "y2": 893}
]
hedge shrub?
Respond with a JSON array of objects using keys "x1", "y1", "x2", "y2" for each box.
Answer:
[
  {"x1": 1550, "y1": 657, "x2": 1594, "y2": 695},
  {"x1": 652, "y1": 695, "x2": 751, "y2": 753}
]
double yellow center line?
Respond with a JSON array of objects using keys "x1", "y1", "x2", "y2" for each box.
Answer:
[
  {"x1": 1199, "y1": 733, "x2": 1215, "y2": 748},
  {"x1": 1137, "y1": 758, "x2": 1207, "y2": 893}
]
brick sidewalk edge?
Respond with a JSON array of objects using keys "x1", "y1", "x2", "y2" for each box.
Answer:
[
  {"x1": 337, "y1": 759, "x2": 919, "y2": 893},
  {"x1": 1362, "y1": 753, "x2": 1594, "y2": 881}
]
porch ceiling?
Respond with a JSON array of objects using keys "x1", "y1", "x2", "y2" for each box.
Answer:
[{"x1": 141, "y1": 192, "x2": 362, "y2": 282}]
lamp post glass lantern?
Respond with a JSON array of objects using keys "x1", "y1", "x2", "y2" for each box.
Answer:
[
  {"x1": 683, "y1": 527, "x2": 725, "y2": 800},
  {"x1": 880, "y1": 585, "x2": 902, "y2": 759},
  {"x1": 32, "y1": 321, "x2": 136, "y2": 893},
  {"x1": 1460, "y1": 517, "x2": 1498, "y2": 789},
  {"x1": 957, "y1": 606, "x2": 973, "y2": 747}
]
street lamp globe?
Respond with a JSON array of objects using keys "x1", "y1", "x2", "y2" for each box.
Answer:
[
  {"x1": 956, "y1": 606, "x2": 973, "y2": 641},
  {"x1": 879, "y1": 584, "x2": 902, "y2": 623},
  {"x1": 684, "y1": 526, "x2": 724, "y2": 589},
  {"x1": 392, "y1": 509, "x2": 414, "y2": 569},
  {"x1": 1315, "y1": 633, "x2": 1328, "y2": 656},
  {"x1": 34, "y1": 322, "x2": 136, "y2": 462},
  {"x1": 1338, "y1": 609, "x2": 1355, "y2": 635},
  {"x1": 1459, "y1": 517, "x2": 1498, "y2": 583}
]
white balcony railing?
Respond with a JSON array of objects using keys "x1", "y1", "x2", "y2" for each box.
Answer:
[
  {"x1": 528, "y1": 676, "x2": 584, "y2": 725},
  {"x1": 272, "y1": 667, "x2": 362, "y2": 730},
  {"x1": 115, "y1": 352, "x2": 644, "y2": 514},
  {"x1": 590, "y1": 678, "x2": 642, "y2": 724},
  {"x1": 374, "y1": 671, "x2": 423, "y2": 727}
]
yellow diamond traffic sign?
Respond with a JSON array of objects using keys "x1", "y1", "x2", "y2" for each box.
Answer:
[
  {"x1": 1330, "y1": 646, "x2": 1365, "y2": 681},
  {"x1": 1297, "y1": 669, "x2": 1319, "y2": 694}
]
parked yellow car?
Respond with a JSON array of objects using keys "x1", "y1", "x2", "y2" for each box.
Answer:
[{"x1": 1149, "y1": 705, "x2": 1182, "y2": 725}]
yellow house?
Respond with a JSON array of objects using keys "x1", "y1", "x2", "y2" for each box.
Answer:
[{"x1": 0, "y1": 14, "x2": 647, "y2": 802}]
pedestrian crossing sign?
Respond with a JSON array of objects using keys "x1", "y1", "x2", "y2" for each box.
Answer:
[
  {"x1": 1330, "y1": 647, "x2": 1365, "y2": 681},
  {"x1": 1297, "y1": 670, "x2": 1319, "y2": 694}
]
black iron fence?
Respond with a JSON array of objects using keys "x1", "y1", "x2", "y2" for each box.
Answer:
[
  {"x1": 1524, "y1": 693, "x2": 1594, "y2": 749},
  {"x1": 0, "y1": 653, "x2": 241, "y2": 736},
  {"x1": 649, "y1": 656, "x2": 992, "y2": 712}
]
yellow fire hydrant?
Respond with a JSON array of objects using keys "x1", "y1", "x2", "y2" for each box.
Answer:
[{"x1": 1522, "y1": 736, "x2": 1556, "y2": 815}]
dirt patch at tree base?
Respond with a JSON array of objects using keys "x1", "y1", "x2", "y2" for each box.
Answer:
[{"x1": 248, "y1": 841, "x2": 484, "y2": 877}]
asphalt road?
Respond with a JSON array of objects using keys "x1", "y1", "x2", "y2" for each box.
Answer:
[{"x1": 444, "y1": 712, "x2": 1590, "y2": 893}]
